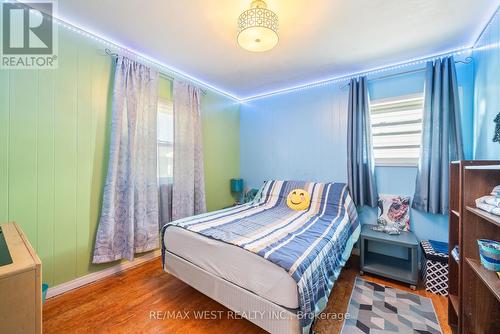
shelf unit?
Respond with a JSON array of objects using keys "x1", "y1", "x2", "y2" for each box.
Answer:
[
  {"x1": 359, "y1": 224, "x2": 418, "y2": 288},
  {"x1": 448, "y1": 160, "x2": 500, "y2": 333},
  {"x1": 465, "y1": 258, "x2": 500, "y2": 302},
  {"x1": 466, "y1": 206, "x2": 500, "y2": 228}
]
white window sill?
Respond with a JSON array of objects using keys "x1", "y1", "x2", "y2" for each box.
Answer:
[{"x1": 375, "y1": 163, "x2": 418, "y2": 168}]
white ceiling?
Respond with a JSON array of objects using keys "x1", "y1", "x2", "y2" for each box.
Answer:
[{"x1": 44, "y1": 0, "x2": 498, "y2": 99}]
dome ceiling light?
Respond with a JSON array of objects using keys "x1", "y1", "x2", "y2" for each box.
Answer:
[{"x1": 237, "y1": 0, "x2": 279, "y2": 52}]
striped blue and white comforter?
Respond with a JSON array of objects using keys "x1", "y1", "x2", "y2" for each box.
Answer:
[{"x1": 161, "y1": 180, "x2": 360, "y2": 333}]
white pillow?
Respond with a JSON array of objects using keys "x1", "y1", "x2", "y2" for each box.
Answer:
[{"x1": 376, "y1": 194, "x2": 411, "y2": 232}]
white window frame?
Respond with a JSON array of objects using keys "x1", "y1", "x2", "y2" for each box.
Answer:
[{"x1": 369, "y1": 93, "x2": 424, "y2": 167}]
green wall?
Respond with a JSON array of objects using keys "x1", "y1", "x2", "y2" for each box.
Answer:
[
  {"x1": 0, "y1": 28, "x2": 240, "y2": 287},
  {"x1": 202, "y1": 91, "x2": 241, "y2": 211}
]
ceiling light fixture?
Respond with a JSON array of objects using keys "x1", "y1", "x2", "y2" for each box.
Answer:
[{"x1": 238, "y1": 0, "x2": 279, "y2": 52}]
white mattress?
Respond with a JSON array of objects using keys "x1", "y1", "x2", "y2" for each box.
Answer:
[{"x1": 163, "y1": 226, "x2": 299, "y2": 309}]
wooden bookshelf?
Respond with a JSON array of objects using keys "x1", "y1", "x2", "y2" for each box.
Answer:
[
  {"x1": 449, "y1": 294, "x2": 460, "y2": 315},
  {"x1": 448, "y1": 160, "x2": 500, "y2": 333},
  {"x1": 466, "y1": 206, "x2": 500, "y2": 228},
  {"x1": 448, "y1": 161, "x2": 461, "y2": 330},
  {"x1": 465, "y1": 257, "x2": 500, "y2": 302},
  {"x1": 460, "y1": 162, "x2": 500, "y2": 333}
]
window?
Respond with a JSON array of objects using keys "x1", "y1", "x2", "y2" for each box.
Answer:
[
  {"x1": 157, "y1": 98, "x2": 173, "y2": 184},
  {"x1": 370, "y1": 93, "x2": 424, "y2": 166}
]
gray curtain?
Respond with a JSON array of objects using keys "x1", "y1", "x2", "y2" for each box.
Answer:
[
  {"x1": 93, "y1": 56, "x2": 159, "y2": 263},
  {"x1": 159, "y1": 183, "x2": 172, "y2": 227},
  {"x1": 347, "y1": 77, "x2": 378, "y2": 207},
  {"x1": 172, "y1": 81, "x2": 207, "y2": 221},
  {"x1": 412, "y1": 57, "x2": 464, "y2": 214}
]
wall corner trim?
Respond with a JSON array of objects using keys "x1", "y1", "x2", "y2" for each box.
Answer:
[{"x1": 45, "y1": 250, "x2": 162, "y2": 299}]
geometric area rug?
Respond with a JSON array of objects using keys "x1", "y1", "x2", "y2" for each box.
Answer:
[{"x1": 340, "y1": 277, "x2": 442, "y2": 334}]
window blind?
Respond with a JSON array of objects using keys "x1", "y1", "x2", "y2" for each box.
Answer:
[{"x1": 370, "y1": 94, "x2": 424, "y2": 166}]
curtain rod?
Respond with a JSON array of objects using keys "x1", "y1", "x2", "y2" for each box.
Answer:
[
  {"x1": 339, "y1": 56, "x2": 473, "y2": 89},
  {"x1": 104, "y1": 48, "x2": 207, "y2": 95}
]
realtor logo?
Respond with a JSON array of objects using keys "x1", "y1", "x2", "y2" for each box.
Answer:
[{"x1": 1, "y1": 1, "x2": 58, "y2": 68}]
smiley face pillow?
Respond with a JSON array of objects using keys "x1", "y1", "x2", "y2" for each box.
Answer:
[{"x1": 286, "y1": 188, "x2": 311, "y2": 211}]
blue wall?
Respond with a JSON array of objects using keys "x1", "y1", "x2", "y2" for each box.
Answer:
[
  {"x1": 473, "y1": 10, "x2": 500, "y2": 159},
  {"x1": 240, "y1": 57, "x2": 474, "y2": 243},
  {"x1": 240, "y1": 83, "x2": 348, "y2": 187}
]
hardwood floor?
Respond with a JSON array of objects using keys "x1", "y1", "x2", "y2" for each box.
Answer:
[{"x1": 43, "y1": 256, "x2": 451, "y2": 334}]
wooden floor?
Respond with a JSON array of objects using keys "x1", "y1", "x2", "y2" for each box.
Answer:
[{"x1": 43, "y1": 256, "x2": 451, "y2": 334}]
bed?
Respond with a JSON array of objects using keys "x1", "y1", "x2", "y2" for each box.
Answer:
[{"x1": 161, "y1": 180, "x2": 360, "y2": 334}]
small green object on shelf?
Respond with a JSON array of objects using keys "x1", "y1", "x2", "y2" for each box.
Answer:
[
  {"x1": 42, "y1": 283, "x2": 49, "y2": 303},
  {"x1": 230, "y1": 178, "x2": 244, "y2": 204},
  {"x1": 230, "y1": 178, "x2": 243, "y2": 192}
]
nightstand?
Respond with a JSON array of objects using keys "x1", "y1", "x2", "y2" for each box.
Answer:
[{"x1": 360, "y1": 224, "x2": 419, "y2": 290}]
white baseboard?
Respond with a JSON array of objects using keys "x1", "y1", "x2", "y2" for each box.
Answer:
[{"x1": 46, "y1": 250, "x2": 162, "y2": 299}]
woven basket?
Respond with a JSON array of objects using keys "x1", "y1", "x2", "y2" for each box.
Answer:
[{"x1": 477, "y1": 239, "x2": 500, "y2": 271}]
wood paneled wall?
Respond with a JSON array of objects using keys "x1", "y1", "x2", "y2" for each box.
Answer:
[
  {"x1": 0, "y1": 26, "x2": 241, "y2": 287},
  {"x1": 0, "y1": 29, "x2": 113, "y2": 286}
]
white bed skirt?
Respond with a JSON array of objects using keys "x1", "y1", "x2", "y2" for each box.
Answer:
[{"x1": 164, "y1": 251, "x2": 301, "y2": 334}]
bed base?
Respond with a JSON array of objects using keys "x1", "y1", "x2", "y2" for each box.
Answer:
[{"x1": 164, "y1": 251, "x2": 301, "y2": 334}]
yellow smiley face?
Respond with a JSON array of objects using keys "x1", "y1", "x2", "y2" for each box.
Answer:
[{"x1": 286, "y1": 188, "x2": 311, "y2": 211}]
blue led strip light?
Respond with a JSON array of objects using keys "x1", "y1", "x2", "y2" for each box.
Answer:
[
  {"x1": 5, "y1": 0, "x2": 498, "y2": 102},
  {"x1": 3, "y1": 0, "x2": 241, "y2": 101},
  {"x1": 54, "y1": 20, "x2": 241, "y2": 100},
  {"x1": 240, "y1": 46, "x2": 472, "y2": 102},
  {"x1": 240, "y1": 4, "x2": 499, "y2": 101}
]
